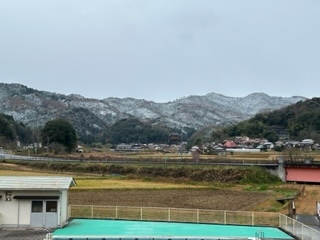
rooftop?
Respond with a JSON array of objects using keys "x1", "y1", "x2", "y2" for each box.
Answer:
[{"x1": 0, "y1": 176, "x2": 76, "y2": 190}]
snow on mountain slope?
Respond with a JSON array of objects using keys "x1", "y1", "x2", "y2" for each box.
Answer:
[{"x1": 0, "y1": 83, "x2": 307, "y2": 132}]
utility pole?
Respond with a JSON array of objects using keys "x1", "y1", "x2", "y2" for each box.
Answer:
[
  {"x1": 180, "y1": 126, "x2": 183, "y2": 160},
  {"x1": 47, "y1": 136, "x2": 49, "y2": 153}
]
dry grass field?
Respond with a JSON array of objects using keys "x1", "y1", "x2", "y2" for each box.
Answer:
[
  {"x1": 1, "y1": 162, "x2": 319, "y2": 215},
  {"x1": 74, "y1": 179, "x2": 204, "y2": 189},
  {"x1": 68, "y1": 188, "x2": 272, "y2": 211}
]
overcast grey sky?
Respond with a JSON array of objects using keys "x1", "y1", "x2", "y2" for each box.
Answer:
[{"x1": 0, "y1": 0, "x2": 319, "y2": 102}]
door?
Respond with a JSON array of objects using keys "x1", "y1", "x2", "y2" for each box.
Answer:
[
  {"x1": 30, "y1": 201, "x2": 43, "y2": 227},
  {"x1": 30, "y1": 200, "x2": 58, "y2": 228},
  {"x1": 45, "y1": 201, "x2": 58, "y2": 228}
]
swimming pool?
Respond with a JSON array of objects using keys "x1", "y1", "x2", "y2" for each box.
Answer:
[{"x1": 53, "y1": 219, "x2": 294, "y2": 240}]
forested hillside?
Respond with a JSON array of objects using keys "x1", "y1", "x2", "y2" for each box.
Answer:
[
  {"x1": 0, "y1": 113, "x2": 32, "y2": 146},
  {"x1": 2, "y1": 96, "x2": 320, "y2": 149},
  {"x1": 108, "y1": 118, "x2": 195, "y2": 144},
  {"x1": 211, "y1": 98, "x2": 320, "y2": 142},
  {"x1": 0, "y1": 83, "x2": 306, "y2": 140}
]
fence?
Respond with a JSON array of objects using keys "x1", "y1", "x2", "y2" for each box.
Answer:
[
  {"x1": 68, "y1": 205, "x2": 320, "y2": 239},
  {"x1": 279, "y1": 214, "x2": 320, "y2": 240},
  {"x1": 0, "y1": 152, "x2": 278, "y2": 165}
]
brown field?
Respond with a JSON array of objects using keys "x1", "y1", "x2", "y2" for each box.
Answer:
[
  {"x1": 68, "y1": 188, "x2": 271, "y2": 211},
  {"x1": 1, "y1": 162, "x2": 319, "y2": 215}
]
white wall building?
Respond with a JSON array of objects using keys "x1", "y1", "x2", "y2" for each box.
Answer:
[{"x1": 0, "y1": 176, "x2": 76, "y2": 228}]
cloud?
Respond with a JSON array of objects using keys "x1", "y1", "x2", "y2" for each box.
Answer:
[{"x1": 0, "y1": 0, "x2": 319, "y2": 102}]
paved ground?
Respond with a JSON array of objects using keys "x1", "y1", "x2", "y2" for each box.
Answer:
[
  {"x1": 0, "y1": 229, "x2": 48, "y2": 240},
  {"x1": 296, "y1": 214, "x2": 320, "y2": 231}
]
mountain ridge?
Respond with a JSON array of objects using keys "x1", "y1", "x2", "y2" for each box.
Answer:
[{"x1": 0, "y1": 83, "x2": 307, "y2": 139}]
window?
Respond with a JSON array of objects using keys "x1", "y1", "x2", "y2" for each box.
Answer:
[
  {"x1": 31, "y1": 201, "x2": 43, "y2": 213},
  {"x1": 46, "y1": 201, "x2": 57, "y2": 212}
]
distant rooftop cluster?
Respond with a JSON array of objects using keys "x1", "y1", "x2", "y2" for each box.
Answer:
[
  {"x1": 113, "y1": 136, "x2": 320, "y2": 155},
  {"x1": 202, "y1": 137, "x2": 320, "y2": 154}
]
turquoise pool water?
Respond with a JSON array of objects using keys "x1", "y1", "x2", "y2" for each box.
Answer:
[{"x1": 53, "y1": 219, "x2": 294, "y2": 240}]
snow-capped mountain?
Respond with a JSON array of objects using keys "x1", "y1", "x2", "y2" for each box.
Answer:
[{"x1": 0, "y1": 83, "x2": 307, "y2": 135}]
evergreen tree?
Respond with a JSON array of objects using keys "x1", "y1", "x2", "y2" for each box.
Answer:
[{"x1": 41, "y1": 119, "x2": 77, "y2": 153}]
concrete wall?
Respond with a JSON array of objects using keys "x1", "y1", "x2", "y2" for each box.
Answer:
[
  {"x1": 0, "y1": 193, "x2": 18, "y2": 227},
  {"x1": 18, "y1": 200, "x2": 32, "y2": 227},
  {"x1": 265, "y1": 159, "x2": 320, "y2": 183},
  {"x1": 60, "y1": 190, "x2": 69, "y2": 227}
]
